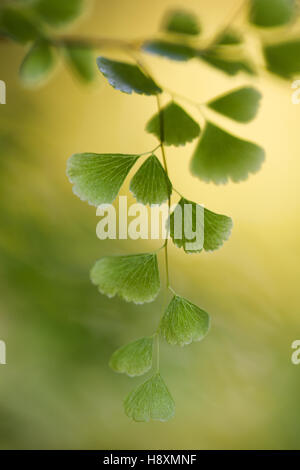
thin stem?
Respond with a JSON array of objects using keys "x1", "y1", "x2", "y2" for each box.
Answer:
[
  {"x1": 129, "y1": 55, "x2": 173, "y2": 375},
  {"x1": 155, "y1": 332, "x2": 160, "y2": 372},
  {"x1": 164, "y1": 240, "x2": 170, "y2": 288},
  {"x1": 163, "y1": 87, "x2": 207, "y2": 122},
  {"x1": 208, "y1": 0, "x2": 248, "y2": 48},
  {"x1": 164, "y1": 87, "x2": 200, "y2": 108},
  {"x1": 128, "y1": 51, "x2": 203, "y2": 127},
  {"x1": 168, "y1": 286, "x2": 177, "y2": 296},
  {"x1": 160, "y1": 142, "x2": 169, "y2": 180},
  {"x1": 48, "y1": 0, "x2": 247, "y2": 52},
  {"x1": 51, "y1": 36, "x2": 137, "y2": 50},
  {"x1": 197, "y1": 103, "x2": 209, "y2": 121},
  {"x1": 139, "y1": 143, "x2": 161, "y2": 157},
  {"x1": 173, "y1": 187, "x2": 184, "y2": 198},
  {"x1": 155, "y1": 96, "x2": 169, "y2": 176},
  {"x1": 155, "y1": 93, "x2": 171, "y2": 291}
]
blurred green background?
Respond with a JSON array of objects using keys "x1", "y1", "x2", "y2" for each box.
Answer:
[{"x1": 1, "y1": 0, "x2": 300, "y2": 450}]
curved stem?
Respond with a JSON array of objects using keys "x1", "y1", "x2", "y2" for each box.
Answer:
[
  {"x1": 155, "y1": 94, "x2": 171, "y2": 290},
  {"x1": 168, "y1": 285, "x2": 177, "y2": 296},
  {"x1": 155, "y1": 332, "x2": 160, "y2": 372},
  {"x1": 157, "y1": 86, "x2": 207, "y2": 123},
  {"x1": 128, "y1": 54, "x2": 173, "y2": 376},
  {"x1": 163, "y1": 239, "x2": 170, "y2": 288},
  {"x1": 208, "y1": 0, "x2": 248, "y2": 48},
  {"x1": 51, "y1": 36, "x2": 138, "y2": 50},
  {"x1": 164, "y1": 87, "x2": 200, "y2": 108},
  {"x1": 139, "y1": 143, "x2": 161, "y2": 157},
  {"x1": 173, "y1": 187, "x2": 184, "y2": 199}
]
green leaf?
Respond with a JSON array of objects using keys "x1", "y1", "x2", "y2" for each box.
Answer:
[
  {"x1": 124, "y1": 373, "x2": 175, "y2": 422},
  {"x1": 34, "y1": 0, "x2": 84, "y2": 27},
  {"x1": 207, "y1": 87, "x2": 262, "y2": 123},
  {"x1": 200, "y1": 51, "x2": 255, "y2": 76},
  {"x1": 97, "y1": 57, "x2": 162, "y2": 95},
  {"x1": 169, "y1": 197, "x2": 204, "y2": 254},
  {"x1": 67, "y1": 153, "x2": 139, "y2": 206},
  {"x1": 191, "y1": 122, "x2": 265, "y2": 184},
  {"x1": 264, "y1": 40, "x2": 300, "y2": 78},
  {"x1": 249, "y1": 0, "x2": 296, "y2": 28},
  {"x1": 0, "y1": 7, "x2": 39, "y2": 43},
  {"x1": 160, "y1": 295, "x2": 210, "y2": 346},
  {"x1": 163, "y1": 9, "x2": 201, "y2": 36},
  {"x1": 90, "y1": 253, "x2": 160, "y2": 304},
  {"x1": 109, "y1": 337, "x2": 153, "y2": 377},
  {"x1": 143, "y1": 40, "x2": 196, "y2": 61},
  {"x1": 146, "y1": 102, "x2": 200, "y2": 146},
  {"x1": 19, "y1": 40, "x2": 56, "y2": 86},
  {"x1": 169, "y1": 197, "x2": 232, "y2": 253},
  {"x1": 130, "y1": 154, "x2": 172, "y2": 205},
  {"x1": 202, "y1": 205, "x2": 233, "y2": 252},
  {"x1": 64, "y1": 45, "x2": 95, "y2": 83}
]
